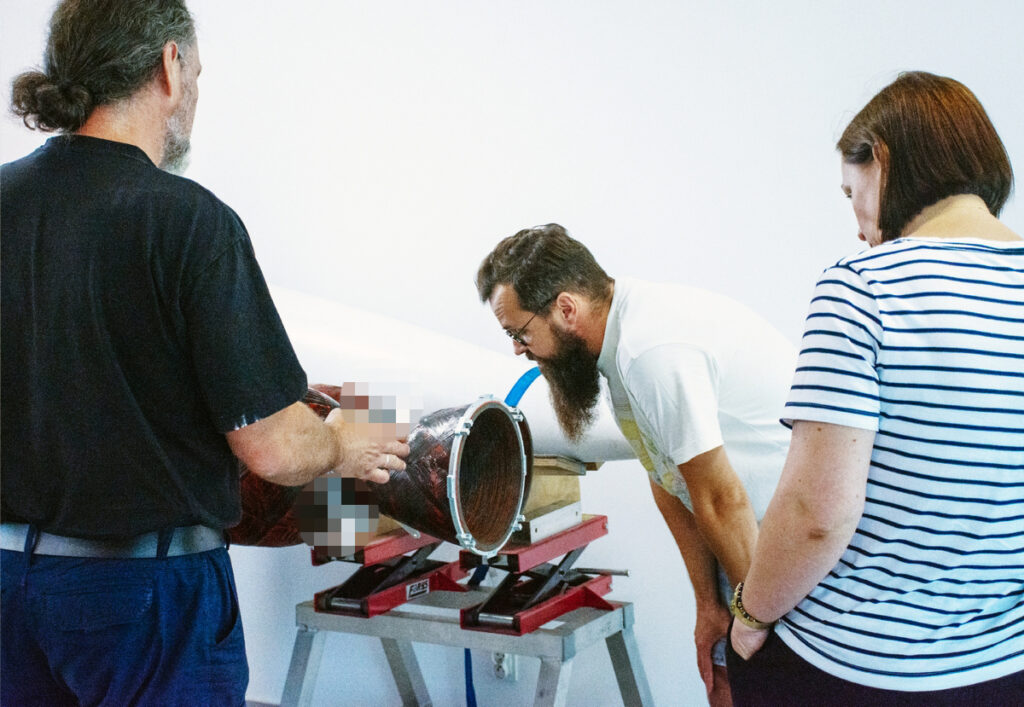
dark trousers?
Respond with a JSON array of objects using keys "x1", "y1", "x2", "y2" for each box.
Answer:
[
  {"x1": 727, "y1": 627, "x2": 1024, "y2": 706},
  {"x1": 1, "y1": 545, "x2": 248, "y2": 706}
]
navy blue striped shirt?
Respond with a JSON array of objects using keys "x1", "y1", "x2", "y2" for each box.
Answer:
[{"x1": 780, "y1": 237, "x2": 1024, "y2": 690}]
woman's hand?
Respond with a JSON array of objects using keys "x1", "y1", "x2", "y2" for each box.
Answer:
[{"x1": 730, "y1": 620, "x2": 770, "y2": 660}]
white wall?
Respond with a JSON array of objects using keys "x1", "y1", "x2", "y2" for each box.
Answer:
[{"x1": 3, "y1": 1, "x2": 1022, "y2": 705}]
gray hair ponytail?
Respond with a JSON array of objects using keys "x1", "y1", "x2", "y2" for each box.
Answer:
[{"x1": 11, "y1": 0, "x2": 195, "y2": 132}]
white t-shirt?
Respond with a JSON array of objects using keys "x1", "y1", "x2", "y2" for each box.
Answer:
[{"x1": 596, "y1": 277, "x2": 796, "y2": 518}]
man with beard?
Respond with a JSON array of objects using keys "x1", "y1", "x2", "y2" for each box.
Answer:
[
  {"x1": 0, "y1": 2, "x2": 408, "y2": 705},
  {"x1": 477, "y1": 224, "x2": 796, "y2": 706}
]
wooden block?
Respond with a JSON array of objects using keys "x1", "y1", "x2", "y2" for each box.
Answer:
[
  {"x1": 532, "y1": 455, "x2": 587, "y2": 476},
  {"x1": 377, "y1": 514, "x2": 400, "y2": 535},
  {"x1": 522, "y1": 474, "x2": 580, "y2": 515}
]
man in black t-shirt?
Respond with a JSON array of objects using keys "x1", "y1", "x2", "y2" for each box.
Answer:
[{"x1": 0, "y1": 2, "x2": 408, "y2": 704}]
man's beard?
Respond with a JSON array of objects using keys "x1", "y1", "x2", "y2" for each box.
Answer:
[
  {"x1": 534, "y1": 328, "x2": 602, "y2": 443},
  {"x1": 160, "y1": 80, "x2": 196, "y2": 174},
  {"x1": 160, "y1": 126, "x2": 190, "y2": 174}
]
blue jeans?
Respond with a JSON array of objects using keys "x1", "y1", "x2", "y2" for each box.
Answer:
[{"x1": 1, "y1": 545, "x2": 248, "y2": 706}]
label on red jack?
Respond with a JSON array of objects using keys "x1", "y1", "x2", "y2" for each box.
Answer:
[{"x1": 406, "y1": 578, "x2": 431, "y2": 601}]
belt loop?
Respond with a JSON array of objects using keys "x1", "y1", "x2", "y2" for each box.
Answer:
[
  {"x1": 23, "y1": 524, "x2": 40, "y2": 557},
  {"x1": 21, "y1": 524, "x2": 40, "y2": 586},
  {"x1": 156, "y1": 527, "x2": 175, "y2": 558}
]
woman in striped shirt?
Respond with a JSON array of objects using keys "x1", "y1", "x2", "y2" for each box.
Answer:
[{"x1": 727, "y1": 72, "x2": 1023, "y2": 704}]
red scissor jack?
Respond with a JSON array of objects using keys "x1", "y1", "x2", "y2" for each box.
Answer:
[
  {"x1": 311, "y1": 529, "x2": 467, "y2": 618},
  {"x1": 459, "y1": 514, "x2": 615, "y2": 636}
]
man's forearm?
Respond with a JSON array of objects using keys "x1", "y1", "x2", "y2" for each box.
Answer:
[
  {"x1": 227, "y1": 401, "x2": 341, "y2": 486},
  {"x1": 691, "y1": 491, "x2": 757, "y2": 588},
  {"x1": 650, "y1": 481, "x2": 722, "y2": 605},
  {"x1": 679, "y1": 446, "x2": 758, "y2": 587}
]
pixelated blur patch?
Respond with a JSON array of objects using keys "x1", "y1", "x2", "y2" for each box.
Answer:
[
  {"x1": 321, "y1": 381, "x2": 423, "y2": 439},
  {"x1": 296, "y1": 476, "x2": 380, "y2": 556}
]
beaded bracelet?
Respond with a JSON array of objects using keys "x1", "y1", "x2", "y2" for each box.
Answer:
[{"x1": 729, "y1": 581, "x2": 775, "y2": 630}]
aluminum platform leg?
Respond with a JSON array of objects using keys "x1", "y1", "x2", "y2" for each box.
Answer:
[
  {"x1": 280, "y1": 625, "x2": 326, "y2": 707},
  {"x1": 380, "y1": 638, "x2": 431, "y2": 706},
  {"x1": 534, "y1": 655, "x2": 575, "y2": 707},
  {"x1": 606, "y1": 623, "x2": 655, "y2": 705}
]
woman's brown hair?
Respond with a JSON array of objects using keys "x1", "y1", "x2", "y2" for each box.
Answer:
[{"x1": 837, "y1": 71, "x2": 1013, "y2": 241}]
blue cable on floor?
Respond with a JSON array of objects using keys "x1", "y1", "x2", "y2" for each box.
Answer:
[
  {"x1": 464, "y1": 563, "x2": 490, "y2": 707},
  {"x1": 464, "y1": 649, "x2": 477, "y2": 706},
  {"x1": 464, "y1": 367, "x2": 541, "y2": 706}
]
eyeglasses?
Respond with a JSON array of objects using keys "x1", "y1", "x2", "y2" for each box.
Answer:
[{"x1": 505, "y1": 296, "x2": 555, "y2": 346}]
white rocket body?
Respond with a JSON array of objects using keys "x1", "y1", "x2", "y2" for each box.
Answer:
[{"x1": 270, "y1": 285, "x2": 634, "y2": 463}]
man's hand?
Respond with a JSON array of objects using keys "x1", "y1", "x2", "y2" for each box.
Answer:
[
  {"x1": 325, "y1": 408, "x2": 409, "y2": 484},
  {"x1": 729, "y1": 620, "x2": 770, "y2": 660},
  {"x1": 695, "y1": 600, "x2": 731, "y2": 696}
]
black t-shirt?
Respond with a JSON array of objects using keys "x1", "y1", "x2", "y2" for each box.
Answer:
[{"x1": 1, "y1": 135, "x2": 308, "y2": 538}]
